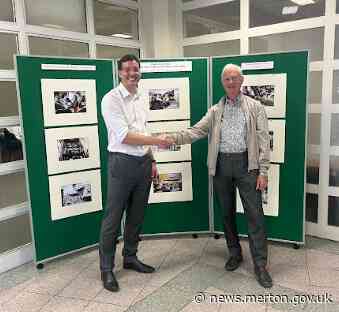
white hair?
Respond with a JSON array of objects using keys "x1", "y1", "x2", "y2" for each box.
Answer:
[{"x1": 221, "y1": 63, "x2": 243, "y2": 79}]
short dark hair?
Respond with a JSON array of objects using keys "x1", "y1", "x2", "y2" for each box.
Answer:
[{"x1": 118, "y1": 54, "x2": 140, "y2": 70}]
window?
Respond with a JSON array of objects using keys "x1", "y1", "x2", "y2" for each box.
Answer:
[
  {"x1": 329, "y1": 156, "x2": 339, "y2": 187},
  {"x1": 183, "y1": 1, "x2": 240, "y2": 37},
  {"x1": 307, "y1": 154, "x2": 319, "y2": 185},
  {"x1": 0, "y1": 172, "x2": 27, "y2": 209},
  {"x1": 29, "y1": 37, "x2": 89, "y2": 58},
  {"x1": 306, "y1": 193, "x2": 318, "y2": 223},
  {"x1": 328, "y1": 196, "x2": 339, "y2": 226},
  {"x1": 249, "y1": 28, "x2": 324, "y2": 62},
  {"x1": 0, "y1": 32, "x2": 18, "y2": 69},
  {"x1": 250, "y1": 0, "x2": 325, "y2": 28},
  {"x1": 96, "y1": 45, "x2": 139, "y2": 59},
  {"x1": 308, "y1": 114, "x2": 321, "y2": 145},
  {"x1": 25, "y1": 0, "x2": 87, "y2": 33},
  {"x1": 332, "y1": 71, "x2": 339, "y2": 104},
  {"x1": 0, "y1": 82, "x2": 19, "y2": 117},
  {"x1": 0, "y1": 0, "x2": 14, "y2": 22},
  {"x1": 331, "y1": 114, "x2": 339, "y2": 146},
  {"x1": 0, "y1": 214, "x2": 31, "y2": 254},
  {"x1": 309, "y1": 71, "x2": 322, "y2": 104},
  {"x1": 184, "y1": 40, "x2": 240, "y2": 57},
  {"x1": 94, "y1": 1, "x2": 139, "y2": 40}
]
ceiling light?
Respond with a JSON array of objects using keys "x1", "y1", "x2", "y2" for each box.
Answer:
[
  {"x1": 290, "y1": 0, "x2": 315, "y2": 5},
  {"x1": 282, "y1": 6, "x2": 299, "y2": 15},
  {"x1": 111, "y1": 33, "x2": 132, "y2": 39}
]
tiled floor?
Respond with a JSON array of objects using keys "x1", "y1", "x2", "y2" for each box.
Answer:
[{"x1": 0, "y1": 235, "x2": 339, "y2": 311}]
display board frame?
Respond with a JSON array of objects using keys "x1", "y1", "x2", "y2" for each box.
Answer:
[
  {"x1": 15, "y1": 55, "x2": 117, "y2": 264},
  {"x1": 211, "y1": 51, "x2": 308, "y2": 244},
  {"x1": 15, "y1": 52, "x2": 307, "y2": 266}
]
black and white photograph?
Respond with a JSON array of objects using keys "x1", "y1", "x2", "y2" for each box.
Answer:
[
  {"x1": 54, "y1": 91, "x2": 86, "y2": 114},
  {"x1": 242, "y1": 73, "x2": 286, "y2": 118},
  {"x1": 149, "y1": 88, "x2": 179, "y2": 110},
  {"x1": 49, "y1": 169, "x2": 102, "y2": 220},
  {"x1": 147, "y1": 121, "x2": 191, "y2": 163},
  {"x1": 139, "y1": 77, "x2": 190, "y2": 121},
  {"x1": 57, "y1": 137, "x2": 89, "y2": 161},
  {"x1": 153, "y1": 173, "x2": 182, "y2": 193},
  {"x1": 61, "y1": 183, "x2": 92, "y2": 207},
  {"x1": 268, "y1": 120, "x2": 286, "y2": 163},
  {"x1": 262, "y1": 187, "x2": 268, "y2": 206},
  {"x1": 0, "y1": 127, "x2": 23, "y2": 164},
  {"x1": 45, "y1": 126, "x2": 100, "y2": 175},
  {"x1": 236, "y1": 164, "x2": 280, "y2": 217},
  {"x1": 41, "y1": 79, "x2": 97, "y2": 126},
  {"x1": 242, "y1": 85, "x2": 274, "y2": 107},
  {"x1": 148, "y1": 162, "x2": 193, "y2": 203}
]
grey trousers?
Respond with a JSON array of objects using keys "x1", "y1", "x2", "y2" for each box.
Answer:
[
  {"x1": 213, "y1": 152, "x2": 268, "y2": 268},
  {"x1": 99, "y1": 152, "x2": 152, "y2": 272}
]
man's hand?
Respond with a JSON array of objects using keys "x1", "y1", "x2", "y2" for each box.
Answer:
[
  {"x1": 256, "y1": 175, "x2": 268, "y2": 191},
  {"x1": 156, "y1": 134, "x2": 175, "y2": 149},
  {"x1": 151, "y1": 161, "x2": 158, "y2": 179}
]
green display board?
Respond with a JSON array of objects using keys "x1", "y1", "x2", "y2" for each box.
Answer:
[
  {"x1": 16, "y1": 56, "x2": 117, "y2": 263},
  {"x1": 15, "y1": 52, "x2": 307, "y2": 265},
  {"x1": 140, "y1": 58, "x2": 210, "y2": 235},
  {"x1": 211, "y1": 51, "x2": 308, "y2": 243}
]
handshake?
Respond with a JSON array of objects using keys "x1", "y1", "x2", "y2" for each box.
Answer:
[{"x1": 153, "y1": 134, "x2": 176, "y2": 149}]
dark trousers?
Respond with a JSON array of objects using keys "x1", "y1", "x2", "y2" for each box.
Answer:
[
  {"x1": 213, "y1": 152, "x2": 267, "y2": 268},
  {"x1": 99, "y1": 152, "x2": 152, "y2": 272}
]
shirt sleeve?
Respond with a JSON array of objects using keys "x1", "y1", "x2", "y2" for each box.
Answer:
[{"x1": 101, "y1": 92, "x2": 129, "y2": 144}]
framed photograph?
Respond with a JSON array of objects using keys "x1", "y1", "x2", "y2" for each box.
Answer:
[
  {"x1": 147, "y1": 120, "x2": 191, "y2": 162},
  {"x1": 242, "y1": 73, "x2": 287, "y2": 118},
  {"x1": 236, "y1": 164, "x2": 280, "y2": 217},
  {"x1": 41, "y1": 79, "x2": 97, "y2": 127},
  {"x1": 148, "y1": 162, "x2": 193, "y2": 204},
  {"x1": 138, "y1": 77, "x2": 190, "y2": 121},
  {"x1": 49, "y1": 169, "x2": 102, "y2": 220},
  {"x1": 44, "y1": 125, "x2": 100, "y2": 174},
  {"x1": 268, "y1": 120, "x2": 286, "y2": 163},
  {"x1": 0, "y1": 126, "x2": 23, "y2": 164}
]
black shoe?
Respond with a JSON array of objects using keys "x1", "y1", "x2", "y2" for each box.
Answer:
[
  {"x1": 123, "y1": 258, "x2": 155, "y2": 273},
  {"x1": 225, "y1": 255, "x2": 243, "y2": 271},
  {"x1": 101, "y1": 271, "x2": 119, "y2": 292},
  {"x1": 254, "y1": 266, "x2": 273, "y2": 288}
]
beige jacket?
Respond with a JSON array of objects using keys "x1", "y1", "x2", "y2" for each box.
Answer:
[{"x1": 171, "y1": 94, "x2": 270, "y2": 176}]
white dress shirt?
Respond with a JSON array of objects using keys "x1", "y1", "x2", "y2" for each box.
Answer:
[{"x1": 101, "y1": 83, "x2": 149, "y2": 156}]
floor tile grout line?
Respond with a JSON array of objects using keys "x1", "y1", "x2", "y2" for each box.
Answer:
[{"x1": 126, "y1": 238, "x2": 213, "y2": 310}]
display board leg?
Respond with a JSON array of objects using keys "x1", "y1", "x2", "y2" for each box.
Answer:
[
  {"x1": 293, "y1": 244, "x2": 300, "y2": 250},
  {"x1": 36, "y1": 263, "x2": 44, "y2": 270},
  {"x1": 192, "y1": 234, "x2": 198, "y2": 239},
  {"x1": 214, "y1": 234, "x2": 221, "y2": 239}
]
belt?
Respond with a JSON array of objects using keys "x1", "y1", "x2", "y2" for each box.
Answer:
[
  {"x1": 109, "y1": 151, "x2": 151, "y2": 162},
  {"x1": 218, "y1": 150, "x2": 247, "y2": 157}
]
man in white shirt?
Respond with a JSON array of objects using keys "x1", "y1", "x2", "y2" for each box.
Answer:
[{"x1": 99, "y1": 54, "x2": 173, "y2": 292}]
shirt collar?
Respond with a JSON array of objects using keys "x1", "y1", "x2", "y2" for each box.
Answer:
[
  {"x1": 225, "y1": 93, "x2": 242, "y2": 106},
  {"x1": 118, "y1": 83, "x2": 140, "y2": 99}
]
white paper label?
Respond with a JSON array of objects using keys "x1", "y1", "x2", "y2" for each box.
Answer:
[
  {"x1": 41, "y1": 64, "x2": 96, "y2": 71},
  {"x1": 241, "y1": 61, "x2": 274, "y2": 71},
  {"x1": 141, "y1": 61, "x2": 192, "y2": 73}
]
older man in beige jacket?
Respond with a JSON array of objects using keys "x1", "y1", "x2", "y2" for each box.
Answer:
[{"x1": 169, "y1": 64, "x2": 272, "y2": 288}]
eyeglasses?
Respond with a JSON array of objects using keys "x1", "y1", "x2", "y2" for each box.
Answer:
[{"x1": 223, "y1": 76, "x2": 241, "y2": 82}]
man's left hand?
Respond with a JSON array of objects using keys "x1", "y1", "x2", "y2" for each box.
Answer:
[
  {"x1": 256, "y1": 175, "x2": 268, "y2": 191},
  {"x1": 151, "y1": 161, "x2": 158, "y2": 179}
]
